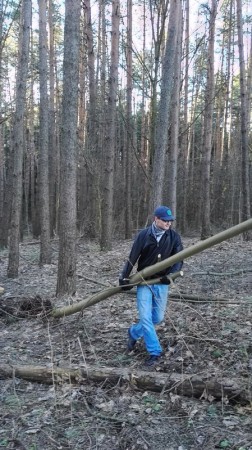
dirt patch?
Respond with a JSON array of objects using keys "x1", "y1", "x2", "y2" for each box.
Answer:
[{"x1": 0, "y1": 236, "x2": 252, "y2": 450}]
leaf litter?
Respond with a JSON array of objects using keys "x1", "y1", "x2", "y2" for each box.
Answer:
[{"x1": 0, "y1": 235, "x2": 251, "y2": 449}]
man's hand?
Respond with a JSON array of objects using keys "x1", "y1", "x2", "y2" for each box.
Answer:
[
  {"x1": 160, "y1": 275, "x2": 172, "y2": 285},
  {"x1": 119, "y1": 278, "x2": 133, "y2": 291}
]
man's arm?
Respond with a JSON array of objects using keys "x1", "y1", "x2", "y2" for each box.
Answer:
[{"x1": 120, "y1": 229, "x2": 146, "y2": 280}]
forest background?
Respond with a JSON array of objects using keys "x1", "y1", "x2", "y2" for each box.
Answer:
[{"x1": 0, "y1": 0, "x2": 251, "y2": 296}]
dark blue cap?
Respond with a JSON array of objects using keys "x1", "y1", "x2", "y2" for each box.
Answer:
[{"x1": 154, "y1": 206, "x2": 175, "y2": 221}]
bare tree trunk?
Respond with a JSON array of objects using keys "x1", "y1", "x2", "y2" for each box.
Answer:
[
  {"x1": 200, "y1": 0, "x2": 217, "y2": 239},
  {"x1": 100, "y1": 0, "x2": 120, "y2": 250},
  {"x1": 22, "y1": 127, "x2": 29, "y2": 235},
  {"x1": 166, "y1": 2, "x2": 182, "y2": 217},
  {"x1": 220, "y1": 0, "x2": 233, "y2": 166},
  {"x1": 96, "y1": 0, "x2": 107, "y2": 234},
  {"x1": 77, "y1": 22, "x2": 87, "y2": 234},
  {"x1": 148, "y1": 0, "x2": 169, "y2": 177},
  {"x1": 125, "y1": 0, "x2": 133, "y2": 238},
  {"x1": 0, "y1": 140, "x2": 13, "y2": 248},
  {"x1": 180, "y1": 0, "x2": 189, "y2": 234},
  {"x1": 78, "y1": 0, "x2": 99, "y2": 238},
  {"x1": 0, "y1": 2, "x2": 5, "y2": 246},
  {"x1": 28, "y1": 31, "x2": 40, "y2": 238},
  {"x1": 7, "y1": 0, "x2": 32, "y2": 278},
  {"x1": 56, "y1": 0, "x2": 81, "y2": 295},
  {"x1": 151, "y1": 0, "x2": 180, "y2": 210},
  {"x1": 246, "y1": 26, "x2": 252, "y2": 128},
  {"x1": 48, "y1": 0, "x2": 58, "y2": 237},
  {"x1": 236, "y1": 0, "x2": 251, "y2": 238},
  {"x1": 38, "y1": 0, "x2": 51, "y2": 264}
]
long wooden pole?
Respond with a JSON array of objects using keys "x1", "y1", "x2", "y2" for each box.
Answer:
[
  {"x1": 52, "y1": 218, "x2": 252, "y2": 318},
  {"x1": 0, "y1": 363, "x2": 249, "y2": 404},
  {"x1": 130, "y1": 218, "x2": 252, "y2": 283}
]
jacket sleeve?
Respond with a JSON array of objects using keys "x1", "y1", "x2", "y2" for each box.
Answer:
[
  {"x1": 167, "y1": 233, "x2": 183, "y2": 274},
  {"x1": 120, "y1": 230, "x2": 146, "y2": 279}
]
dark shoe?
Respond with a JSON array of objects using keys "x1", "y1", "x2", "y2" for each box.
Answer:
[
  {"x1": 144, "y1": 355, "x2": 161, "y2": 367},
  {"x1": 127, "y1": 328, "x2": 136, "y2": 351}
]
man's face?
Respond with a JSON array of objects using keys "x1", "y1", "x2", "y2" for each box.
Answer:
[{"x1": 155, "y1": 216, "x2": 173, "y2": 230}]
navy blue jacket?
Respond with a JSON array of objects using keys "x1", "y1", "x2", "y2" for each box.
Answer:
[{"x1": 121, "y1": 226, "x2": 183, "y2": 280}]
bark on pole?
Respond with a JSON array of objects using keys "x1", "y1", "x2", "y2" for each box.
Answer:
[
  {"x1": 0, "y1": 363, "x2": 250, "y2": 404},
  {"x1": 51, "y1": 218, "x2": 252, "y2": 318}
]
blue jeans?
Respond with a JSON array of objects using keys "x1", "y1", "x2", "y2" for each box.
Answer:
[{"x1": 129, "y1": 284, "x2": 169, "y2": 355}]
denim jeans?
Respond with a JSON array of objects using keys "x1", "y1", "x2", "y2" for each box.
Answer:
[{"x1": 129, "y1": 284, "x2": 169, "y2": 355}]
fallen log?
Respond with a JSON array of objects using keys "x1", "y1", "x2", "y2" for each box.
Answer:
[
  {"x1": 0, "y1": 363, "x2": 250, "y2": 405},
  {"x1": 191, "y1": 268, "x2": 252, "y2": 277},
  {"x1": 52, "y1": 218, "x2": 252, "y2": 318},
  {"x1": 127, "y1": 291, "x2": 230, "y2": 303},
  {"x1": 169, "y1": 293, "x2": 228, "y2": 302}
]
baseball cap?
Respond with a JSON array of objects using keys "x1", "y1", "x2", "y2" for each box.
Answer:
[{"x1": 154, "y1": 206, "x2": 175, "y2": 221}]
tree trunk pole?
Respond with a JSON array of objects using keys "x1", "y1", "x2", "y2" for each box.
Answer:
[
  {"x1": 131, "y1": 218, "x2": 252, "y2": 283},
  {"x1": 0, "y1": 363, "x2": 250, "y2": 404},
  {"x1": 52, "y1": 218, "x2": 252, "y2": 318}
]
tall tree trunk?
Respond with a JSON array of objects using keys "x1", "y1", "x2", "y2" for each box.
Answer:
[
  {"x1": 150, "y1": 0, "x2": 180, "y2": 210},
  {"x1": 220, "y1": 0, "x2": 233, "y2": 166},
  {"x1": 38, "y1": 0, "x2": 51, "y2": 264},
  {"x1": 246, "y1": 26, "x2": 252, "y2": 128},
  {"x1": 22, "y1": 127, "x2": 29, "y2": 235},
  {"x1": 77, "y1": 21, "x2": 87, "y2": 234},
  {"x1": 0, "y1": 0, "x2": 5, "y2": 247},
  {"x1": 200, "y1": 0, "x2": 217, "y2": 239},
  {"x1": 125, "y1": 0, "x2": 133, "y2": 238},
  {"x1": 180, "y1": 0, "x2": 189, "y2": 234},
  {"x1": 166, "y1": 1, "x2": 182, "y2": 218},
  {"x1": 7, "y1": 0, "x2": 32, "y2": 278},
  {"x1": 100, "y1": 0, "x2": 120, "y2": 250},
  {"x1": 56, "y1": 0, "x2": 81, "y2": 295},
  {"x1": 148, "y1": 0, "x2": 169, "y2": 190},
  {"x1": 48, "y1": 0, "x2": 58, "y2": 237},
  {"x1": 236, "y1": 0, "x2": 251, "y2": 238},
  {"x1": 85, "y1": 0, "x2": 96, "y2": 129},
  {"x1": 83, "y1": 0, "x2": 98, "y2": 235},
  {"x1": 28, "y1": 29, "x2": 40, "y2": 238},
  {"x1": 98, "y1": 0, "x2": 107, "y2": 226}
]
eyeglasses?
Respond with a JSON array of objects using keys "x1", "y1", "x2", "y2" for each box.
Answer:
[{"x1": 158, "y1": 218, "x2": 172, "y2": 223}]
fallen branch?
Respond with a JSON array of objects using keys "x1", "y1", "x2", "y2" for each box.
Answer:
[
  {"x1": 0, "y1": 363, "x2": 250, "y2": 405},
  {"x1": 191, "y1": 268, "x2": 252, "y2": 277},
  {"x1": 126, "y1": 290, "x2": 230, "y2": 302},
  {"x1": 51, "y1": 272, "x2": 182, "y2": 318},
  {"x1": 169, "y1": 293, "x2": 228, "y2": 302},
  {"x1": 52, "y1": 218, "x2": 252, "y2": 318},
  {"x1": 77, "y1": 275, "x2": 111, "y2": 287}
]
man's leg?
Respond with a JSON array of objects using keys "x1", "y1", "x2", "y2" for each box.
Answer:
[
  {"x1": 152, "y1": 284, "x2": 169, "y2": 325},
  {"x1": 130, "y1": 285, "x2": 163, "y2": 355}
]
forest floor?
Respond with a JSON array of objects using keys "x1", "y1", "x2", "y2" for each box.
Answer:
[{"x1": 0, "y1": 234, "x2": 252, "y2": 450}]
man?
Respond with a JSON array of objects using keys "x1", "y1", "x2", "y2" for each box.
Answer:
[{"x1": 119, "y1": 206, "x2": 183, "y2": 367}]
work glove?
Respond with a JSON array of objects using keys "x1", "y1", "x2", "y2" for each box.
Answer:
[
  {"x1": 160, "y1": 275, "x2": 172, "y2": 285},
  {"x1": 119, "y1": 278, "x2": 133, "y2": 291}
]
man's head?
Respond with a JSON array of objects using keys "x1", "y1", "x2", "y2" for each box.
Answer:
[{"x1": 154, "y1": 206, "x2": 175, "y2": 230}]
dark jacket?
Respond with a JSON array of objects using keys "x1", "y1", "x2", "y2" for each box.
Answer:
[{"x1": 121, "y1": 226, "x2": 183, "y2": 280}]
